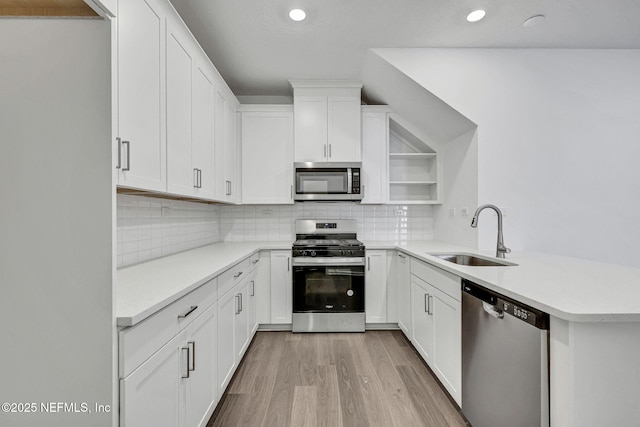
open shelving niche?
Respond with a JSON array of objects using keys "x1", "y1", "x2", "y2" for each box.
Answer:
[{"x1": 388, "y1": 117, "x2": 441, "y2": 204}]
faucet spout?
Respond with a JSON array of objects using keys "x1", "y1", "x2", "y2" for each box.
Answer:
[{"x1": 471, "y1": 204, "x2": 511, "y2": 258}]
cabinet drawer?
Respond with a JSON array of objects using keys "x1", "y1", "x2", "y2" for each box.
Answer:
[
  {"x1": 217, "y1": 257, "x2": 251, "y2": 298},
  {"x1": 119, "y1": 277, "x2": 218, "y2": 378},
  {"x1": 410, "y1": 257, "x2": 460, "y2": 301}
]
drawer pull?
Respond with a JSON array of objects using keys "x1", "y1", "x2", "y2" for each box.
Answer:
[
  {"x1": 178, "y1": 305, "x2": 198, "y2": 319},
  {"x1": 398, "y1": 253, "x2": 407, "y2": 259},
  {"x1": 234, "y1": 271, "x2": 243, "y2": 279},
  {"x1": 252, "y1": 259, "x2": 259, "y2": 264}
]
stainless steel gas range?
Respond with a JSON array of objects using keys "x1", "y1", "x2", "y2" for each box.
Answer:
[{"x1": 291, "y1": 219, "x2": 365, "y2": 333}]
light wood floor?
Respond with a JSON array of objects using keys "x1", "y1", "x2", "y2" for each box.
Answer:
[{"x1": 207, "y1": 330, "x2": 469, "y2": 427}]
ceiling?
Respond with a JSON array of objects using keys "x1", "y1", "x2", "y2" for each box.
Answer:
[{"x1": 169, "y1": 0, "x2": 640, "y2": 98}]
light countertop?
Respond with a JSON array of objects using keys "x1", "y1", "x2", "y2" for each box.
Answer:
[
  {"x1": 117, "y1": 240, "x2": 640, "y2": 327},
  {"x1": 116, "y1": 241, "x2": 291, "y2": 326}
]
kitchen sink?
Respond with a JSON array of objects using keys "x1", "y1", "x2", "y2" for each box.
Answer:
[{"x1": 428, "y1": 253, "x2": 517, "y2": 267}]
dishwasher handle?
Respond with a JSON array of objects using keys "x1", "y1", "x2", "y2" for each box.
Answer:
[{"x1": 482, "y1": 301, "x2": 504, "y2": 319}]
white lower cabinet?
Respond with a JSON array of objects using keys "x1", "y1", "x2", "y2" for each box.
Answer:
[
  {"x1": 397, "y1": 252, "x2": 412, "y2": 336},
  {"x1": 409, "y1": 258, "x2": 462, "y2": 406},
  {"x1": 270, "y1": 250, "x2": 292, "y2": 324},
  {"x1": 184, "y1": 304, "x2": 218, "y2": 427},
  {"x1": 120, "y1": 306, "x2": 218, "y2": 427},
  {"x1": 247, "y1": 269, "x2": 259, "y2": 336},
  {"x1": 234, "y1": 281, "x2": 250, "y2": 361},
  {"x1": 365, "y1": 250, "x2": 388, "y2": 323},
  {"x1": 120, "y1": 332, "x2": 183, "y2": 427},
  {"x1": 216, "y1": 286, "x2": 237, "y2": 395}
]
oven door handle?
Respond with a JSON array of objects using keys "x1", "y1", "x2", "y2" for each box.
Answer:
[{"x1": 292, "y1": 257, "x2": 365, "y2": 267}]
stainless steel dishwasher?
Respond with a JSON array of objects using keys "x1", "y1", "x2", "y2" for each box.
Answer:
[{"x1": 461, "y1": 279, "x2": 550, "y2": 427}]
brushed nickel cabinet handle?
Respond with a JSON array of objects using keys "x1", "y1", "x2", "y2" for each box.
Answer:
[
  {"x1": 194, "y1": 168, "x2": 198, "y2": 188},
  {"x1": 234, "y1": 271, "x2": 243, "y2": 279},
  {"x1": 116, "y1": 137, "x2": 121, "y2": 169},
  {"x1": 178, "y1": 305, "x2": 198, "y2": 319},
  {"x1": 251, "y1": 280, "x2": 255, "y2": 297},
  {"x1": 181, "y1": 347, "x2": 190, "y2": 379},
  {"x1": 122, "y1": 140, "x2": 130, "y2": 171},
  {"x1": 187, "y1": 341, "x2": 195, "y2": 372}
]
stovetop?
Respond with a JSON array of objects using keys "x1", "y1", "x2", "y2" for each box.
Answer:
[{"x1": 293, "y1": 238, "x2": 363, "y2": 248}]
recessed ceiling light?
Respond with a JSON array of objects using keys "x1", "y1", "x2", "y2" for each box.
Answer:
[
  {"x1": 523, "y1": 14, "x2": 545, "y2": 27},
  {"x1": 466, "y1": 9, "x2": 486, "y2": 23},
  {"x1": 289, "y1": 8, "x2": 307, "y2": 22}
]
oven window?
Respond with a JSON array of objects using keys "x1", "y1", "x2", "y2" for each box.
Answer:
[
  {"x1": 296, "y1": 170, "x2": 348, "y2": 194},
  {"x1": 293, "y1": 266, "x2": 364, "y2": 312}
]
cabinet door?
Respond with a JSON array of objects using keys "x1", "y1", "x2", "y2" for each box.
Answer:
[
  {"x1": 120, "y1": 332, "x2": 184, "y2": 427},
  {"x1": 166, "y1": 21, "x2": 194, "y2": 197},
  {"x1": 397, "y1": 252, "x2": 412, "y2": 336},
  {"x1": 235, "y1": 281, "x2": 249, "y2": 360},
  {"x1": 214, "y1": 90, "x2": 237, "y2": 202},
  {"x1": 241, "y1": 111, "x2": 294, "y2": 204},
  {"x1": 117, "y1": 0, "x2": 166, "y2": 191},
  {"x1": 184, "y1": 304, "x2": 218, "y2": 427},
  {"x1": 361, "y1": 111, "x2": 388, "y2": 204},
  {"x1": 216, "y1": 289, "x2": 236, "y2": 394},
  {"x1": 247, "y1": 270, "x2": 259, "y2": 337},
  {"x1": 327, "y1": 97, "x2": 361, "y2": 162},
  {"x1": 294, "y1": 96, "x2": 327, "y2": 162},
  {"x1": 411, "y1": 276, "x2": 433, "y2": 364},
  {"x1": 270, "y1": 250, "x2": 292, "y2": 324},
  {"x1": 192, "y1": 64, "x2": 216, "y2": 199},
  {"x1": 431, "y1": 287, "x2": 461, "y2": 405},
  {"x1": 365, "y1": 250, "x2": 387, "y2": 323},
  {"x1": 224, "y1": 103, "x2": 238, "y2": 202},
  {"x1": 214, "y1": 89, "x2": 227, "y2": 200}
]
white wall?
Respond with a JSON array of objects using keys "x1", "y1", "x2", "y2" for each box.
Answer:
[
  {"x1": 0, "y1": 19, "x2": 113, "y2": 426},
  {"x1": 433, "y1": 128, "x2": 479, "y2": 247},
  {"x1": 374, "y1": 48, "x2": 640, "y2": 267}
]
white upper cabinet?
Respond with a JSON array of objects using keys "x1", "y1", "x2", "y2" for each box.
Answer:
[
  {"x1": 241, "y1": 107, "x2": 294, "y2": 204},
  {"x1": 116, "y1": 0, "x2": 167, "y2": 192},
  {"x1": 166, "y1": 20, "x2": 194, "y2": 197},
  {"x1": 117, "y1": 0, "x2": 239, "y2": 203},
  {"x1": 361, "y1": 107, "x2": 391, "y2": 204},
  {"x1": 191, "y1": 63, "x2": 216, "y2": 199},
  {"x1": 214, "y1": 88, "x2": 239, "y2": 203},
  {"x1": 290, "y1": 81, "x2": 362, "y2": 163}
]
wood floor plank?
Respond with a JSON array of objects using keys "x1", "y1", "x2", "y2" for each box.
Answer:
[
  {"x1": 291, "y1": 386, "x2": 318, "y2": 427},
  {"x1": 314, "y1": 365, "x2": 344, "y2": 427},
  {"x1": 334, "y1": 339, "x2": 371, "y2": 427},
  {"x1": 261, "y1": 339, "x2": 300, "y2": 427},
  {"x1": 396, "y1": 365, "x2": 450, "y2": 426}
]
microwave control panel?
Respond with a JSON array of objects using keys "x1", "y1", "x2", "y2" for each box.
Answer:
[{"x1": 352, "y1": 169, "x2": 360, "y2": 193}]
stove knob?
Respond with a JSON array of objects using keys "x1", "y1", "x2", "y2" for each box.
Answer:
[
  {"x1": 338, "y1": 250, "x2": 344, "y2": 256},
  {"x1": 310, "y1": 250, "x2": 316, "y2": 257},
  {"x1": 302, "y1": 250, "x2": 308, "y2": 257}
]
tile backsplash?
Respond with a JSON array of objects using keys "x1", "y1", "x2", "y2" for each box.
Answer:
[
  {"x1": 117, "y1": 195, "x2": 221, "y2": 267},
  {"x1": 219, "y1": 203, "x2": 434, "y2": 242},
  {"x1": 117, "y1": 196, "x2": 434, "y2": 268}
]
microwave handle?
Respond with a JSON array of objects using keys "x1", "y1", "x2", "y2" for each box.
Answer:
[
  {"x1": 347, "y1": 168, "x2": 352, "y2": 194},
  {"x1": 290, "y1": 185, "x2": 293, "y2": 200}
]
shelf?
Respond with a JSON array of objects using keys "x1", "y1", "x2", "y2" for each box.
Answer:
[
  {"x1": 390, "y1": 181, "x2": 437, "y2": 185},
  {"x1": 389, "y1": 153, "x2": 437, "y2": 159}
]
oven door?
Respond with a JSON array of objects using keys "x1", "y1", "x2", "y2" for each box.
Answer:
[{"x1": 293, "y1": 261, "x2": 365, "y2": 313}]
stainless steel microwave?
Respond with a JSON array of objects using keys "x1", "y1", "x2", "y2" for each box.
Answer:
[{"x1": 294, "y1": 162, "x2": 362, "y2": 201}]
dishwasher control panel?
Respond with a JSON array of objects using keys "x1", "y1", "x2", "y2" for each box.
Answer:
[{"x1": 462, "y1": 279, "x2": 549, "y2": 329}]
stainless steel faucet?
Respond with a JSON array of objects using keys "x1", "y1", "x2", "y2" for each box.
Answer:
[{"x1": 471, "y1": 204, "x2": 511, "y2": 258}]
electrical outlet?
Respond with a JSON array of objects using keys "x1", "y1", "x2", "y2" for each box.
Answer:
[
  {"x1": 260, "y1": 209, "x2": 273, "y2": 217},
  {"x1": 460, "y1": 207, "x2": 469, "y2": 217},
  {"x1": 449, "y1": 208, "x2": 456, "y2": 217},
  {"x1": 395, "y1": 209, "x2": 406, "y2": 216}
]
